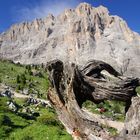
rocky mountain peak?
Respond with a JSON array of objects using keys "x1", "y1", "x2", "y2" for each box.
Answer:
[
  {"x1": 0, "y1": 3, "x2": 140, "y2": 77},
  {"x1": 76, "y1": 2, "x2": 93, "y2": 14}
]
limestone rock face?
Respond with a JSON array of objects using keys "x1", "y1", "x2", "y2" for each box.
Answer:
[{"x1": 0, "y1": 3, "x2": 140, "y2": 77}]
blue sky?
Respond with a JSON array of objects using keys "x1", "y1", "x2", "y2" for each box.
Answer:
[{"x1": 0, "y1": 0, "x2": 140, "y2": 33}]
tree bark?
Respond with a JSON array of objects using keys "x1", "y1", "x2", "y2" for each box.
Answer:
[{"x1": 46, "y1": 59, "x2": 140, "y2": 140}]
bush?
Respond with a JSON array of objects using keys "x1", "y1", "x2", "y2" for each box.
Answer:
[
  {"x1": 107, "y1": 127, "x2": 118, "y2": 136},
  {"x1": 16, "y1": 85, "x2": 21, "y2": 90},
  {"x1": 112, "y1": 103, "x2": 121, "y2": 114},
  {"x1": 82, "y1": 100, "x2": 93, "y2": 108},
  {"x1": 96, "y1": 102, "x2": 104, "y2": 108},
  {"x1": 25, "y1": 65, "x2": 31, "y2": 71},
  {"x1": 0, "y1": 97, "x2": 10, "y2": 112},
  {"x1": 104, "y1": 101, "x2": 111, "y2": 110},
  {"x1": 37, "y1": 113, "x2": 64, "y2": 129},
  {"x1": 101, "y1": 124, "x2": 118, "y2": 136},
  {"x1": 0, "y1": 125, "x2": 12, "y2": 138},
  {"x1": 0, "y1": 114, "x2": 13, "y2": 138},
  {"x1": 136, "y1": 86, "x2": 140, "y2": 95},
  {"x1": 20, "y1": 74, "x2": 26, "y2": 85},
  {"x1": 0, "y1": 114, "x2": 13, "y2": 126},
  {"x1": 47, "y1": 107, "x2": 56, "y2": 114},
  {"x1": 37, "y1": 114, "x2": 58, "y2": 125},
  {"x1": 22, "y1": 135, "x2": 34, "y2": 140},
  {"x1": 28, "y1": 70, "x2": 33, "y2": 75},
  {"x1": 16, "y1": 75, "x2": 20, "y2": 83}
]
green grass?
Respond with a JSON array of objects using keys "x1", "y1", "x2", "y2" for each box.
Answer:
[
  {"x1": 136, "y1": 86, "x2": 140, "y2": 96},
  {"x1": 8, "y1": 123, "x2": 72, "y2": 140},
  {"x1": 0, "y1": 97, "x2": 31, "y2": 139},
  {"x1": 0, "y1": 60, "x2": 72, "y2": 140},
  {"x1": 102, "y1": 124, "x2": 118, "y2": 136},
  {"x1": 13, "y1": 98, "x2": 27, "y2": 106},
  {"x1": 83, "y1": 85, "x2": 140, "y2": 122},
  {"x1": 0, "y1": 59, "x2": 50, "y2": 99},
  {"x1": 0, "y1": 97, "x2": 72, "y2": 140},
  {"x1": 82, "y1": 100, "x2": 125, "y2": 122},
  {"x1": 0, "y1": 61, "x2": 25, "y2": 87}
]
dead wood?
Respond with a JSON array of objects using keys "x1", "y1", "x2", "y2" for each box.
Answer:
[{"x1": 46, "y1": 59, "x2": 140, "y2": 140}]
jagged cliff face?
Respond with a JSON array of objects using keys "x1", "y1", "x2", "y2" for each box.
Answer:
[{"x1": 0, "y1": 3, "x2": 140, "y2": 77}]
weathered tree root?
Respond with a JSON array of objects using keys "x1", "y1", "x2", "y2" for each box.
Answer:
[{"x1": 46, "y1": 59, "x2": 140, "y2": 140}]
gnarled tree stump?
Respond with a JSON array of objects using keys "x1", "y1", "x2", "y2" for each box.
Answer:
[{"x1": 46, "y1": 59, "x2": 140, "y2": 140}]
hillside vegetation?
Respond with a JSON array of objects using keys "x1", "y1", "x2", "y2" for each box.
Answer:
[
  {"x1": 0, "y1": 59, "x2": 140, "y2": 139},
  {"x1": 0, "y1": 97, "x2": 72, "y2": 140},
  {"x1": 0, "y1": 60, "x2": 72, "y2": 140},
  {"x1": 0, "y1": 60, "x2": 49, "y2": 98}
]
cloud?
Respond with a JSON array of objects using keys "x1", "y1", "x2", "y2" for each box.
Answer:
[{"x1": 14, "y1": 0, "x2": 81, "y2": 22}]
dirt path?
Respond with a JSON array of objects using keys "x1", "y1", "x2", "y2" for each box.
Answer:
[
  {"x1": 82, "y1": 108, "x2": 124, "y2": 132},
  {"x1": 13, "y1": 92, "x2": 51, "y2": 106},
  {"x1": 13, "y1": 92, "x2": 29, "y2": 98},
  {"x1": 0, "y1": 84, "x2": 51, "y2": 106},
  {"x1": 13, "y1": 92, "x2": 124, "y2": 132},
  {"x1": 1, "y1": 84, "x2": 124, "y2": 132}
]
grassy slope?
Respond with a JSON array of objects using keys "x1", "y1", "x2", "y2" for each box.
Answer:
[
  {"x1": 0, "y1": 97, "x2": 72, "y2": 140},
  {"x1": 0, "y1": 60, "x2": 72, "y2": 140},
  {"x1": 0, "y1": 60, "x2": 49, "y2": 98},
  {"x1": 8, "y1": 124, "x2": 71, "y2": 140},
  {"x1": 0, "y1": 97, "x2": 30, "y2": 139},
  {"x1": 1, "y1": 60, "x2": 140, "y2": 139},
  {"x1": 83, "y1": 100, "x2": 125, "y2": 122}
]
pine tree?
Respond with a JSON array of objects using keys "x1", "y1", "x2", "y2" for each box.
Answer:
[{"x1": 16, "y1": 75, "x2": 20, "y2": 83}]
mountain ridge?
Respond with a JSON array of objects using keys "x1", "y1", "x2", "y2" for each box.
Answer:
[{"x1": 0, "y1": 2, "x2": 140, "y2": 77}]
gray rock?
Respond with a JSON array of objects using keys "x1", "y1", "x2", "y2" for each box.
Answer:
[
  {"x1": 22, "y1": 89, "x2": 29, "y2": 95},
  {"x1": 0, "y1": 3, "x2": 140, "y2": 77},
  {"x1": 27, "y1": 97, "x2": 39, "y2": 104},
  {"x1": 7, "y1": 101, "x2": 18, "y2": 112},
  {"x1": 0, "y1": 90, "x2": 13, "y2": 98}
]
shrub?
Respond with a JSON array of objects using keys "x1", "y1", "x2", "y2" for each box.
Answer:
[
  {"x1": 34, "y1": 65, "x2": 38, "y2": 70},
  {"x1": 28, "y1": 70, "x2": 33, "y2": 75},
  {"x1": 0, "y1": 97, "x2": 10, "y2": 112},
  {"x1": 16, "y1": 75, "x2": 20, "y2": 83},
  {"x1": 0, "y1": 114, "x2": 13, "y2": 126},
  {"x1": 96, "y1": 102, "x2": 104, "y2": 108},
  {"x1": 107, "y1": 127, "x2": 118, "y2": 136},
  {"x1": 47, "y1": 107, "x2": 56, "y2": 114},
  {"x1": 104, "y1": 100, "x2": 111, "y2": 110},
  {"x1": 136, "y1": 86, "x2": 140, "y2": 96},
  {"x1": 25, "y1": 65, "x2": 31, "y2": 71},
  {"x1": 20, "y1": 74, "x2": 26, "y2": 85},
  {"x1": 41, "y1": 63, "x2": 44, "y2": 68},
  {"x1": 113, "y1": 103, "x2": 121, "y2": 114},
  {"x1": 37, "y1": 114, "x2": 58, "y2": 125},
  {"x1": 22, "y1": 135, "x2": 34, "y2": 140},
  {"x1": 0, "y1": 125, "x2": 12, "y2": 138},
  {"x1": 0, "y1": 114, "x2": 13, "y2": 138},
  {"x1": 82, "y1": 100, "x2": 93, "y2": 108},
  {"x1": 16, "y1": 85, "x2": 21, "y2": 90}
]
